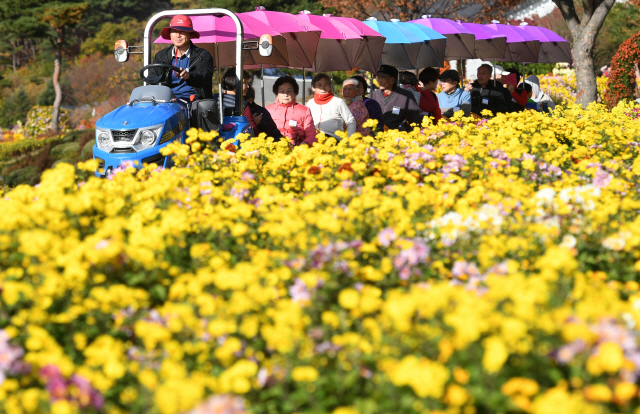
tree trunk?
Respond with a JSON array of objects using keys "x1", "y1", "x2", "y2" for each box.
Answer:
[
  {"x1": 552, "y1": 0, "x2": 616, "y2": 108},
  {"x1": 23, "y1": 39, "x2": 29, "y2": 68},
  {"x1": 573, "y1": 36, "x2": 598, "y2": 106},
  {"x1": 51, "y1": 28, "x2": 64, "y2": 133},
  {"x1": 10, "y1": 40, "x2": 17, "y2": 72},
  {"x1": 31, "y1": 40, "x2": 37, "y2": 63}
]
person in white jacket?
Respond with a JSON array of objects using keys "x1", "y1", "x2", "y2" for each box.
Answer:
[
  {"x1": 306, "y1": 73, "x2": 356, "y2": 139},
  {"x1": 525, "y1": 75, "x2": 556, "y2": 111}
]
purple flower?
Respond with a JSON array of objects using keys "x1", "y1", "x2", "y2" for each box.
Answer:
[
  {"x1": 392, "y1": 239, "x2": 430, "y2": 280},
  {"x1": 230, "y1": 186, "x2": 250, "y2": 201},
  {"x1": 592, "y1": 169, "x2": 612, "y2": 188},
  {"x1": 307, "y1": 240, "x2": 362, "y2": 269},
  {"x1": 241, "y1": 172, "x2": 255, "y2": 181},
  {"x1": 0, "y1": 332, "x2": 24, "y2": 385},
  {"x1": 554, "y1": 340, "x2": 587, "y2": 364},
  {"x1": 288, "y1": 278, "x2": 311, "y2": 303},
  {"x1": 441, "y1": 154, "x2": 467, "y2": 178},
  {"x1": 377, "y1": 227, "x2": 397, "y2": 247}
]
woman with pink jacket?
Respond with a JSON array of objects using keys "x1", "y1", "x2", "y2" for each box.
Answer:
[{"x1": 266, "y1": 75, "x2": 317, "y2": 146}]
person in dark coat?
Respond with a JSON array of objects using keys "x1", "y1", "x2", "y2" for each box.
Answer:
[
  {"x1": 216, "y1": 69, "x2": 257, "y2": 131},
  {"x1": 151, "y1": 15, "x2": 214, "y2": 101},
  {"x1": 350, "y1": 75, "x2": 384, "y2": 131},
  {"x1": 244, "y1": 86, "x2": 283, "y2": 141},
  {"x1": 466, "y1": 63, "x2": 508, "y2": 116},
  {"x1": 370, "y1": 65, "x2": 423, "y2": 131}
]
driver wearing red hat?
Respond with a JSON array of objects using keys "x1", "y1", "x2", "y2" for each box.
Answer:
[{"x1": 151, "y1": 15, "x2": 214, "y2": 101}]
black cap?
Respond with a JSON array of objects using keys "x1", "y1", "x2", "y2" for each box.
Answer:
[
  {"x1": 376, "y1": 64, "x2": 398, "y2": 80},
  {"x1": 439, "y1": 69, "x2": 460, "y2": 83}
]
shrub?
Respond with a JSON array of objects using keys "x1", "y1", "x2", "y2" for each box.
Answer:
[{"x1": 24, "y1": 105, "x2": 71, "y2": 137}]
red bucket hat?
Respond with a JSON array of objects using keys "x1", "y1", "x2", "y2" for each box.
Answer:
[{"x1": 161, "y1": 15, "x2": 200, "y2": 40}]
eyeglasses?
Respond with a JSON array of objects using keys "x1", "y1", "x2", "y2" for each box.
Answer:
[
  {"x1": 277, "y1": 89, "x2": 295, "y2": 94},
  {"x1": 375, "y1": 74, "x2": 390, "y2": 79}
]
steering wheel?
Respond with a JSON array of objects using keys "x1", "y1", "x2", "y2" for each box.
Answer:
[{"x1": 139, "y1": 63, "x2": 184, "y2": 86}]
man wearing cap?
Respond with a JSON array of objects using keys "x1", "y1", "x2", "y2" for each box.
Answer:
[
  {"x1": 436, "y1": 69, "x2": 471, "y2": 118},
  {"x1": 371, "y1": 65, "x2": 423, "y2": 131},
  {"x1": 151, "y1": 15, "x2": 214, "y2": 102},
  {"x1": 491, "y1": 65, "x2": 528, "y2": 112}
]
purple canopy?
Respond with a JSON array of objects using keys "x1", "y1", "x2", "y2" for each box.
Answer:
[
  {"x1": 515, "y1": 23, "x2": 572, "y2": 63},
  {"x1": 409, "y1": 16, "x2": 476, "y2": 59},
  {"x1": 483, "y1": 21, "x2": 541, "y2": 63},
  {"x1": 460, "y1": 22, "x2": 507, "y2": 60}
]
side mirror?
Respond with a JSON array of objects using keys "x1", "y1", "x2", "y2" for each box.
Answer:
[
  {"x1": 259, "y1": 34, "x2": 273, "y2": 57},
  {"x1": 114, "y1": 40, "x2": 129, "y2": 62}
]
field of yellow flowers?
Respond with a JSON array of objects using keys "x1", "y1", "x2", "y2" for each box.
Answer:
[
  {"x1": 538, "y1": 74, "x2": 610, "y2": 104},
  {"x1": 1, "y1": 102, "x2": 640, "y2": 414}
]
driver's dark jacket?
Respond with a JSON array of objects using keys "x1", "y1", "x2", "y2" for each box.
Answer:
[
  {"x1": 469, "y1": 80, "x2": 508, "y2": 116},
  {"x1": 151, "y1": 42, "x2": 214, "y2": 99}
]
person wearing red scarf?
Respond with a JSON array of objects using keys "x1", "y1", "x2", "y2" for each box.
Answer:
[{"x1": 306, "y1": 73, "x2": 356, "y2": 139}]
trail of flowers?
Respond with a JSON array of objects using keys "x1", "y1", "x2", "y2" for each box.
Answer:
[{"x1": 0, "y1": 101, "x2": 640, "y2": 414}]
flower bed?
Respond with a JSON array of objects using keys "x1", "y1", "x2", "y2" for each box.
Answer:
[
  {"x1": 1, "y1": 103, "x2": 640, "y2": 414},
  {"x1": 24, "y1": 106, "x2": 71, "y2": 138},
  {"x1": 0, "y1": 134, "x2": 66, "y2": 163},
  {"x1": 537, "y1": 74, "x2": 610, "y2": 105}
]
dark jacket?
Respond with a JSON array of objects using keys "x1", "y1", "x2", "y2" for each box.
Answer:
[
  {"x1": 469, "y1": 80, "x2": 508, "y2": 116},
  {"x1": 248, "y1": 101, "x2": 283, "y2": 141},
  {"x1": 152, "y1": 42, "x2": 214, "y2": 99},
  {"x1": 214, "y1": 93, "x2": 257, "y2": 130},
  {"x1": 363, "y1": 97, "x2": 384, "y2": 131},
  {"x1": 371, "y1": 87, "x2": 423, "y2": 131}
]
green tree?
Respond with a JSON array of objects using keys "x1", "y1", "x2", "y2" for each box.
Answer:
[
  {"x1": 0, "y1": 0, "x2": 48, "y2": 71},
  {"x1": 0, "y1": 88, "x2": 33, "y2": 128},
  {"x1": 80, "y1": 17, "x2": 145, "y2": 56},
  {"x1": 40, "y1": 1, "x2": 87, "y2": 133},
  {"x1": 75, "y1": 0, "x2": 170, "y2": 41},
  {"x1": 500, "y1": 62, "x2": 557, "y2": 77},
  {"x1": 37, "y1": 80, "x2": 56, "y2": 106}
]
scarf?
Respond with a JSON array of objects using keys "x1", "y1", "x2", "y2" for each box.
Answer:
[
  {"x1": 344, "y1": 96, "x2": 363, "y2": 106},
  {"x1": 314, "y1": 91, "x2": 334, "y2": 105}
]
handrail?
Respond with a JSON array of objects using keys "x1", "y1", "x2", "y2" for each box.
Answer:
[{"x1": 143, "y1": 9, "x2": 245, "y2": 115}]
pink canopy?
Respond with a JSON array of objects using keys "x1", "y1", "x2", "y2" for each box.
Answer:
[
  {"x1": 239, "y1": 9, "x2": 321, "y2": 69},
  {"x1": 324, "y1": 15, "x2": 386, "y2": 73},
  {"x1": 154, "y1": 14, "x2": 291, "y2": 67},
  {"x1": 290, "y1": 12, "x2": 363, "y2": 72}
]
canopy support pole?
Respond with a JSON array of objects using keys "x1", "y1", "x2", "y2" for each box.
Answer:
[
  {"x1": 522, "y1": 62, "x2": 525, "y2": 86},
  {"x1": 303, "y1": 68, "x2": 306, "y2": 102},
  {"x1": 369, "y1": 72, "x2": 373, "y2": 96},
  {"x1": 330, "y1": 71, "x2": 334, "y2": 92},
  {"x1": 217, "y1": 43, "x2": 223, "y2": 127},
  {"x1": 493, "y1": 58, "x2": 496, "y2": 87},
  {"x1": 261, "y1": 64, "x2": 265, "y2": 107}
]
